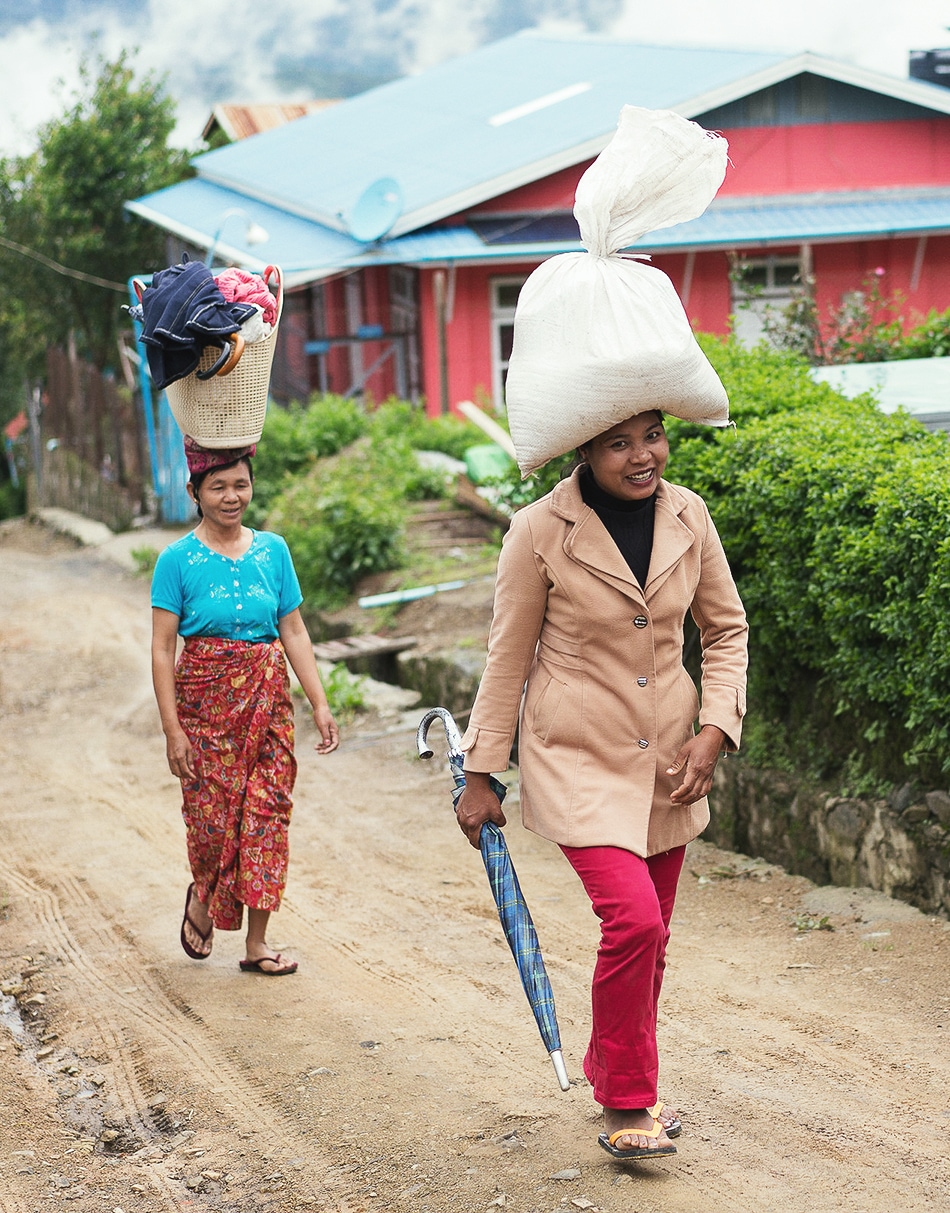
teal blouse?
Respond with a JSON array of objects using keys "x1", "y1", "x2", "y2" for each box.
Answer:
[{"x1": 151, "y1": 530, "x2": 303, "y2": 642}]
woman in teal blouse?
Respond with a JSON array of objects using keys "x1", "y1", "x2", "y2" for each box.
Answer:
[{"x1": 151, "y1": 439, "x2": 339, "y2": 976}]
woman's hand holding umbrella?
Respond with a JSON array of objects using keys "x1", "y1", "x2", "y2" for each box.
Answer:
[{"x1": 455, "y1": 771, "x2": 507, "y2": 847}]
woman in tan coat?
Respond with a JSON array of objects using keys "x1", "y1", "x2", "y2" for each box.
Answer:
[{"x1": 456, "y1": 409, "x2": 747, "y2": 1161}]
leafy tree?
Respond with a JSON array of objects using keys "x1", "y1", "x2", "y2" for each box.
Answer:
[{"x1": 0, "y1": 52, "x2": 190, "y2": 416}]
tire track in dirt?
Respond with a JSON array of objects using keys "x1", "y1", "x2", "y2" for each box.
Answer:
[{"x1": 0, "y1": 857, "x2": 348, "y2": 1207}]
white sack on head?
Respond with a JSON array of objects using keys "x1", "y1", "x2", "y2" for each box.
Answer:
[{"x1": 505, "y1": 105, "x2": 731, "y2": 477}]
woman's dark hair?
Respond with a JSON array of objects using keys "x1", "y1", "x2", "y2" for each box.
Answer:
[{"x1": 189, "y1": 455, "x2": 254, "y2": 519}]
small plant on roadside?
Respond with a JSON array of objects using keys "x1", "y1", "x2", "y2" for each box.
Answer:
[
  {"x1": 0, "y1": 479, "x2": 25, "y2": 520},
  {"x1": 792, "y1": 913, "x2": 834, "y2": 933},
  {"x1": 130, "y1": 544, "x2": 159, "y2": 575},
  {"x1": 321, "y1": 662, "x2": 367, "y2": 721}
]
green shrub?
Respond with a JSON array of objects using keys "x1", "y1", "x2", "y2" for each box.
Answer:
[
  {"x1": 268, "y1": 440, "x2": 407, "y2": 610},
  {"x1": 246, "y1": 395, "x2": 368, "y2": 526},
  {"x1": 370, "y1": 398, "x2": 485, "y2": 460},
  {"x1": 898, "y1": 307, "x2": 950, "y2": 359},
  {"x1": 249, "y1": 395, "x2": 489, "y2": 525},
  {"x1": 669, "y1": 350, "x2": 950, "y2": 783},
  {"x1": 321, "y1": 662, "x2": 367, "y2": 721}
]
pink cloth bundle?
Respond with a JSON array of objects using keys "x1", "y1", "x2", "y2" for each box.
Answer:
[{"x1": 215, "y1": 268, "x2": 278, "y2": 326}]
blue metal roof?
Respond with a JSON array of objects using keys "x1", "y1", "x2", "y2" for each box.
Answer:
[
  {"x1": 643, "y1": 188, "x2": 950, "y2": 250},
  {"x1": 126, "y1": 30, "x2": 950, "y2": 284},
  {"x1": 128, "y1": 180, "x2": 950, "y2": 283},
  {"x1": 126, "y1": 178, "x2": 366, "y2": 286},
  {"x1": 192, "y1": 32, "x2": 788, "y2": 237}
]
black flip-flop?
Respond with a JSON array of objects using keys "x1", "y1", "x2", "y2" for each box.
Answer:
[
  {"x1": 180, "y1": 883, "x2": 213, "y2": 960},
  {"x1": 598, "y1": 1117, "x2": 677, "y2": 1160},
  {"x1": 239, "y1": 953, "x2": 298, "y2": 976}
]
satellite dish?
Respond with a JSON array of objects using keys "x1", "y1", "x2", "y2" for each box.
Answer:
[{"x1": 348, "y1": 177, "x2": 403, "y2": 243}]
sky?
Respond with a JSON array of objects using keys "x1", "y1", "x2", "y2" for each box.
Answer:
[{"x1": 1, "y1": 0, "x2": 949, "y2": 159}]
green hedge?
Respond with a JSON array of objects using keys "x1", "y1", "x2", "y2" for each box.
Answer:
[{"x1": 670, "y1": 340, "x2": 950, "y2": 785}]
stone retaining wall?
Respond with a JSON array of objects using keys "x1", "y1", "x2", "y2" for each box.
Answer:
[{"x1": 708, "y1": 761, "x2": 950, "y2": 919}]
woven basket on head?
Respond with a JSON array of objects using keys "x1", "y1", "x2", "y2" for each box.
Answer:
[{"x1": 165, "y1": 265, "x2": 283, "y2": 449}]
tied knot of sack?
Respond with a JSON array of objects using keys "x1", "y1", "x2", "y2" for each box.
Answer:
[{"x1": 505, "y1": 106, "x2": 731, "y2": 477}]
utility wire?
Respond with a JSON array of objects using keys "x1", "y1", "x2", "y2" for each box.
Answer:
[{"x1": 0, "y1": 233, "x2": 127, "y2": 292}]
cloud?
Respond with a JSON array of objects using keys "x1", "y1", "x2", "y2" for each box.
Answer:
[
  {"x1": 0, "y1": 21, "x2": 85, "y2": 157},
  {"x1": 2, "y1": 0, "x2": 950, "y2": 159},
  {"x1": 609, "y1": 0, "x2": 950, "y2": 78}
]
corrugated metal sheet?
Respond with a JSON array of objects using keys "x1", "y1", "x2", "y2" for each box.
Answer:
[
  {"x1": 201, "y1": 102, "x2": 338, "y2": 142},
  {"x1": 811, "y1": 357, "x2": 950, "y2": 430},
  {"x1": 643, "y1": 187, "x2": 950, "y2": 250},
  {"x1": 126, "y1": 178, "x2": 364, "y2": 286}
]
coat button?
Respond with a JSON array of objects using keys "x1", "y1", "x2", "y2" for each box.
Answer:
[
  {"x1": 638, "y1": 738, "x2": 649, "y2": 748},
  {"x1": 637, "y1": 677, "x2": 648, "y2": 687},
  {"x1": 633, "y1": 615, "x2": 648, "y2": 628}
]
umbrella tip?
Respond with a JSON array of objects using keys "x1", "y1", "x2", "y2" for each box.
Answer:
[{"x1": 550, "y1": 1049, "x2": 571, "y2": 1092}]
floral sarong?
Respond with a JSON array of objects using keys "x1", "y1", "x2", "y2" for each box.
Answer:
[{"x1": 175, "y1": 637, "x2": 296, "y2": 930}]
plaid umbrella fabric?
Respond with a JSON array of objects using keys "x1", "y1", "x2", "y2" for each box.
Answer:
[{"x1": 417, "y1": 707, "x2": 570, "y2": 1092}]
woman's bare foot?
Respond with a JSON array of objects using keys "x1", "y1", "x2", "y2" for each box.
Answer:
[
  {"x1": 603, "y1": 1106, "x2": 675, "y2": 1153},
  {"x1": 651, "y1": 1102, "x2": 681, "y2": 1136}
]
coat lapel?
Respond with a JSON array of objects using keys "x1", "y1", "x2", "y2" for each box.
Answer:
[
  {"x1": 552, "y1": 473, "x2": 694, "y2": 605},
  {"x1": 564, "y1": 508, "x2": 645, "y2": 603},
  {"x1": 644, "y1": 482, "x2": 695, "y2": 601}
]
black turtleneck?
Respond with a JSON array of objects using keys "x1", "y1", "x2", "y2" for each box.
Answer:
[{"x1": 579, "y1": 466, "x2": 656, "y2": 589}]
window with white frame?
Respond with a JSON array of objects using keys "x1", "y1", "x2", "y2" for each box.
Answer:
[
  {"x1": 490, "y1": 276, "x2": 527, "y2": 410},
  {"x1": 731, "y1": 255, "x2": 802, "y2": 345}
]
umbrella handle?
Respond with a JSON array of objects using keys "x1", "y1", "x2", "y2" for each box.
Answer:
[{"x1": 416, "y1": 707, "x2": 464, "y2": 760}]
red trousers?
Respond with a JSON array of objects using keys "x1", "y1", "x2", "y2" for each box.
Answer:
[{"x1": 561, "y1": 843, "x2": 686, "y2": 1109}]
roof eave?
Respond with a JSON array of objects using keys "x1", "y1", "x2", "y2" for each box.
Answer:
[
  {"x1": 792, "y1": 52, "x2": 950, "y2": 115},
  {"x1": 124, "y1": 199, "x2": 272, "y2": 272}
]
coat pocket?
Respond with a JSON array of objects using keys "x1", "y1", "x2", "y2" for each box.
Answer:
[{"x1": 524, "y1": 672, "x2": 567, "y2": 743}]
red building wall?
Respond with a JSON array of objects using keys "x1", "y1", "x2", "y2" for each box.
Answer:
[
  {"x1": 719, "y1": 119, "x2": 950, "y2": 195},
  {"x1": 419, "y1": 261, "x2": 538, "y2": 414}
]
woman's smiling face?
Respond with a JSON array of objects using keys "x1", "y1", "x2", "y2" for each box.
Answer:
[
  {"x1": 580, "y1": 411, "x2": 669, "y2": 501},
  {"x1": 190, "y1": 459, "x2": 254, "y2": 526}
]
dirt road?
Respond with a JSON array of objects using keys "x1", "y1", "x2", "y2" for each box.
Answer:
[{"x1": 1, "y1": 518, "x2": 949, "y2": 1213}]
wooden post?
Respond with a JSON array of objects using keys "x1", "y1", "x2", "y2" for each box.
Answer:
[{"x1": 433, "y1": 269, "x2": 449, "y2": 415}]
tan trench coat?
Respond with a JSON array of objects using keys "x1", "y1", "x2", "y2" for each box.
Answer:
[{"x1": 461, "y1": 469, "x2": 748, "y2": 857}]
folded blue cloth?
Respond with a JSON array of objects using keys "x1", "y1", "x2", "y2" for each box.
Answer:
[{"x1": 133, "y1": 257, "x2": 257, "y2": 390}]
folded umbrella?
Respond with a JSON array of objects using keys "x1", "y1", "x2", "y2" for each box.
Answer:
[{"x1": 417, "y1": 706, "x2": 570, "y2": 1092}]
